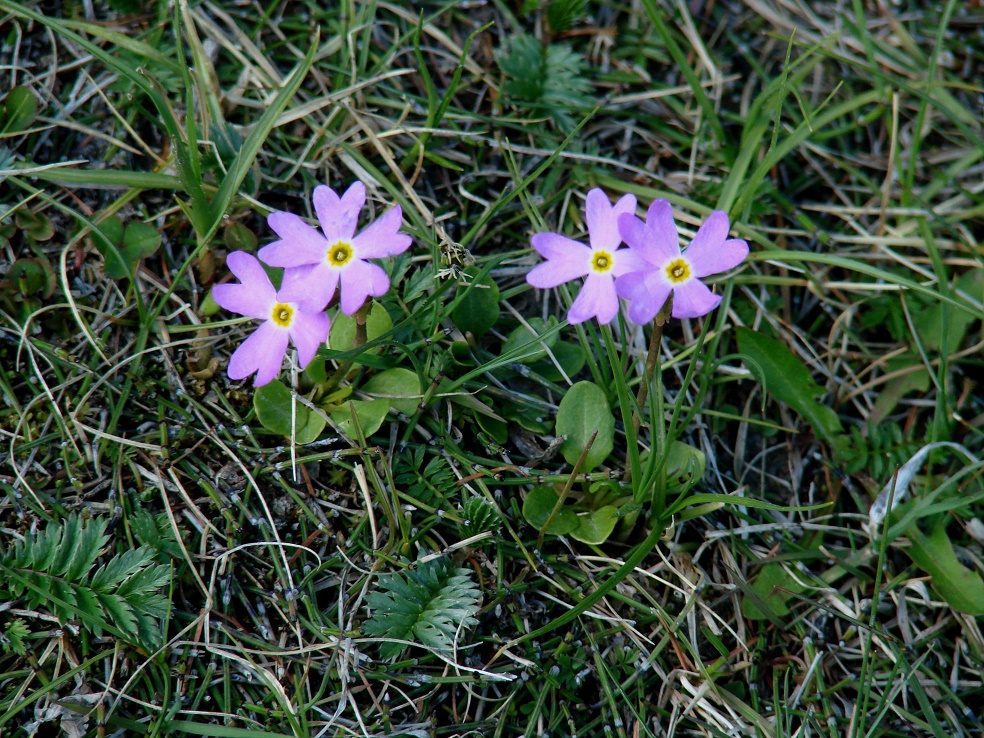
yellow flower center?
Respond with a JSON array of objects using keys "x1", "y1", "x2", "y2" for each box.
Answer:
[
  {"x1": 665, "y1": 258, "x2": 691, "y2": 284},
  {"x1": 590, "y1": 250, "x2": 614, "y2": 273},
  {"x1": 271, "y1": 302, "x2": 294, "y2": 328},
  {"x1": 327, "y1": 241, "x2": 353, "y2": 267}
]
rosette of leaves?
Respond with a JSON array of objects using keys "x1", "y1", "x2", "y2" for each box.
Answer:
[
  {"x1": 460, "y1": 497, "x2": 501, "y2": 541},
  {"x1": 497, "y1": 33, "x2": 593, "y2": 130},
  {"x1": 0, "y1": 515, "x2": 171, "y2": 649},
  {"x1": 363, "y1": 559, "x2": 481, "y2": 659},
  {"x1": 0, "y1": 256, "x2": 56, "y2": 323},
  {"x1": 89, "y1": 213, "x2": 162, "y2": 279}
]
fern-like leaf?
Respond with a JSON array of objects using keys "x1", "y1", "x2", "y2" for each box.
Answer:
[
  {"x1": 0, "y1": 517, "x2": 171, "y2": 649},
  {"x1": 546, "y1": 0, "x2": 587, "y2": 33},
  {"x1": 498, "y1": 33, "x2": 593, "y2": 130},
  {"x1": 1, "y1": 618, "x2": 30, "y2": 656},
  {"x1": 363, "y1": 559, "x2": 481, "y2": 660},
  {"x1": 460, "y1": 498, "x2": 501, "y2": 541}
]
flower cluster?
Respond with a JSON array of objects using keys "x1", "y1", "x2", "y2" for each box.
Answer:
[
  {"x1": 213, "y1": 182, "x2": 411, "y2": 386},
  {"x1": 527, "y1": 188, "x2": 749, "y2": 325}
]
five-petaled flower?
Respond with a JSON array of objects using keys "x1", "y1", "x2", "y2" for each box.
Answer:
[
  {"x1": 526, "y1": 188, "x2": 647, "y2": 324},
  {"x1": 615, "y1": 199, "x2": 748, "y2": 324},
  {"x1": 212, "y1": 251, "x2": 330, "y2": 387},
  {"x1": 258, "y1": 181, "x2": 411, "y2": 315}
]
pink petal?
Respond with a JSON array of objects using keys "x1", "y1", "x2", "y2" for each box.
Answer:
[
  {"x1": 645, "y1": 199, "x2": 680, "y2": 257},
  {"x1": 314, "y1": 182, "x2": 365, "y2": 243},
  {"x1": 671, "y1": 279, "x2": 721, "y2": 319},
  {"x1": 261, "y1": 212, "x2": 329, "y2": 267},
  {"x1": 530, "y1": 232, "x2": 588, "y2": 261},
  {"x1": 568, "y1": 272, "x2": 618, "y2": 324},
  {"x1": 289, "y1": 310, "x2": 330, "y2": 369},
  {"x1": 610, "y1": 246, "x2": 648, "y2": 277},
  {"x1": 585, "y1": 189, "x2": 635, "y2": 252},
  {"x1": 621, "y1": 273, "x2": 672, "y2": 325},
  {"x1": 684, "y1": 211, "x2": 749, "y2": 278},
  {"x1": 213, "y1": 252, "x2": 276, "y2": 319},
  {"x1": 527, "y1": 259, "x2": 589, "y2": 289},
  {"x1": 618, "y1": 211, "x2": 679, "y2": 267},
  {"x1": 228, "y1": 320, "x2": 289, "y2": 386},
  {"x1": 339, "y1": 259, "x2": 390, "y2": 315},
  {"x1": 527, "y1": 234, "x2": 590, "y2": 288},
  {"x1": 278, "y1": 264, "x2": 340, "y2": 313},
  {"x1": 352, "y1": 206, "x2": 411, "y2": 258}
]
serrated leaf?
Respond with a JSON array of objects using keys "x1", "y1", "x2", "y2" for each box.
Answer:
[
  {"x1": 90, "y1": 547, "x2": 156, "y2": 592},
  {"x1": 363, "y1": 560, "x2": 480, "y2": 660},
  {"x1": 254, "y1": 379, "x2": 327, "y2": 444},
  {"x1": 51, "y1": 516, "x2": 83, "y2": 577},
  {"x1": 97, "y1": 592, "x2": 138, "y2": 638},
  {"x1": 556, "y1": 381, "x2": 615, "y2": 472},
  {"x1": 907, "y1": 525, "x2": 984, "y2": 616},
  {"x1": 65, "y1": 519, "x2": 109, "y2": 582},
  {"x1": 736, "y1": 327, "x2": 846, "y2": 451}
]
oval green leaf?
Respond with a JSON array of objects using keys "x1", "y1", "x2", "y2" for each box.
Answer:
[
  {"x1": 329, "y1": 300, "x2": 394, "y2": 354},
  {"x1": 501, "y1": 317, "x2": 558, "y2": 363},
  {"x1": 451, "y1": 269, "x2": 499, "y2": 337},
  {"x1": 569, "y1": 506, "x2": 619, "y2": 545},
  {"x1": 522, "y1": 486, "x2": 578, "y2": 535},
  {"x1": 362, "y1": 368, "x2": 422, "y2": 415},
  {"x1": 330, "y1": 398, "x2": 390, "y2": 440},
  {"x1": 556, "y1": 381, "x2": 614, "y2": 473},
  {"x1": 253, "y1": 379, "x2": 327, "y2": 444}
]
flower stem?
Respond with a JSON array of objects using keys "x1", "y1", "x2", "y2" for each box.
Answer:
[{"x1": 353, "y1": 302, "x2": 370, "y2": 348}]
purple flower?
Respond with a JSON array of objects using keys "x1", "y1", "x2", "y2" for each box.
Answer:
[
  {"x1": 213, "y1": 251, "x2": 330, "y2": 387},
  {"x1": 526, "y1": 188, "x2": 647, "y2": 324},
  {"x1": 257, "y1": 181, "x2": 411, "y2": 315},
  {"x1": 615, "y1": 200, "x2": 748, "y2": 323}
]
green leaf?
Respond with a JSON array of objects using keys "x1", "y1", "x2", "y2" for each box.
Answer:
[
  {"x1": 910, "y1": 268, "x2": 982, "y2": 354},
  {"x1": 906, "y1": 525, "x2": 984, "y2": 616},
  {"x1": 736, "y1": 327, "x2": 845, "y2": 450},
  {"x1": 253, "y1": 379, "x2": 327, "y2": 444},
  {"x1": 6, "y1": 258, "x2": 55, "y2": 297},
  {"x1": 2, "y1": 86, "x2": 37, "y2": 132},
  {"x1": 329, "y1": 300, "x2": 394, "y2": 354},
  {"x1": 363, "y1": 559, "x2": 481, "y2": 660},
  {"x1": 528, "y1": 340, "x2": 586, "y2": 382},
  {"x1": 741, "y1": 562, "x2": 808, "y2": 621},
  {"x1": 569, "y1": 506, "x2": 619, "y2": 545},
  {"x1": 14, "y1": 210, "x2": 54, "y2": 241},
  {"x1": 555, "y1": 381, "x2": 615, "y2": 472},
  {"x1": 522, "y1": 486, "x2": 579, "y2": 535},
  {"x1": 330, "y1": 398, "x2": 390, "y2": 440},
  {"x1": 451, "y1": 269, "x2": 500, "y2": 337},
  {"x1": 546, "y1": 0, "x2": 587, "y2": 33},
  {"x1": 93, "y1": 216, "x2": 161, "y2": 279},
  {"x1": 361, "y1": 368, "x2": 422, "y2": 415},
  {"x1": 123, "y1": 221, "x2": 162, "y2": 261},
  {"x1": 223, "y1": 221, "x2": 258, "y2": 253},
  {"x1": 664, "y1": 441, "x2": 706, "y2": 493},
  {"x1": 501, "y1": 317, "x2": 559, "y2": 363}
]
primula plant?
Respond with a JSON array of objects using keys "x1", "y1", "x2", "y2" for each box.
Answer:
[{"x1": 8, "y1": 4, "x2": 984, "y2": 735}]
